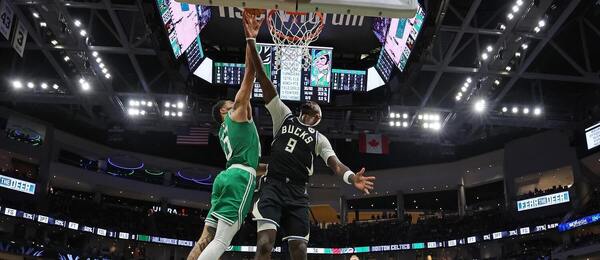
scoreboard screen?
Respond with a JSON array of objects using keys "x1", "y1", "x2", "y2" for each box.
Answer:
[
  {"x1": 332, "y1": 69, "x2": 367, "y2": 91},
  {"x1": 252, "y1": 43, "x2": 332, "y2": 103},
  {"x1": 214, "y1": 62, "x2": 244, "y2": 85},
  {"x1": 213, "y1": 43, "x2": 332, "y2": 103},
  {"x1": 585, "y1": 122, "x2": 600, "y2": 150}
]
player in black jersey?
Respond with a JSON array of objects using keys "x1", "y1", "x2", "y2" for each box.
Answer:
[{"x1": 242, "y1": 10, "x2": 376, "y2": 260}]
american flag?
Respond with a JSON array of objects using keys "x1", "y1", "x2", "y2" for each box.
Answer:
[{"x1": 176, "y1": 126, "x2": 209, "y2": 145}]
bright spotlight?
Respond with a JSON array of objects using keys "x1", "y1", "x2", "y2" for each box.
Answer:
[
  {"x1": 140, "y1": 110, "x2": 146, "y2": 116},
  {"x1": 423, "y1": 114, "x2": 430, "y2": 121},
  {"x1": 455, "y1": 95, "x2": 462, "y2": 101},
  {"x1": 63, "y1": 56, "x2": 70, "y2": 61},
  {"x1": 463, "y1": 82, "x2": 469, "y2": 87},
  {"x1": 402, "y1": 121, "x2": 409, "y2": 128},
  {"x1": 177, "y1": 102, "x2": 184, "y2": 109},
  {"x1": 505, "y1": 66, "x2": 512, "y2": 71},
  {"x1": 99, "y1": 63, "x2": 105, "y2": 68},
  {"x1": 395, "y1": 121, "x2": 401, "y2": 127},
  {"x1": 466, "y1": 77, "x2": 472, "y2": 83},
  {"x1": 164, "y1": 102, "x2": 170, "y2": 108},
  {"x1": 147, "y1": 102, "x2": 152, "y2": 107},
  {"x1": 430, "y1": 122, "x2": 441, "y2": 130},
  {"x1": 502, "y1": 107, "x2": 508, "y2": 113},
  {"x1": 474, "y1": 99, "x2": 486, "y2": 113},
  {"x1": 12, "y1": 80, "x2": 23, "y2": 89},
  {"x1": 129, "y1": 100, "x2": 136, "y2": 106},
  {"x1": 499, "y1": 24, "x2": 506, "y2": 30},
  {"x1": 534, "y1": 107, "x2": 542, "y2": 116},
  {"x1": 164, "y1": 111, "x2": 170, "y2": 116},
  {"x1": 512, "y1": 5, "x2": 519, "y2": 12},
  {"x1": 494, "y1": 80, "x2": 500, "y2": 85},
  {"x1": 481, "y1": 53, "x2": 489, "y2": 60},
  {"x1": 515, "y1": 52, "x2": 521, "y2": 57},
  {"x1": 101, "y1": 68, "x2": 108, "y2": 74},
  {"x1": 512, "y1": 107, "x2": 519, "y2": 114},
  {"x1": 538, "y1": 20, "x2": 546, "y2": 27},
  {"x1": 41, "y1": 83, "x2": 48, "y2": 89},
  {"x1": 74, "y1": 20, "x2": 82, "y2": 27},
  {"x1": 96, "y1": 57, "x2": 102, "y2": 63},
  {"x1": 81, "y1": 82, "x2": 90, "y2": 91},
  {"x1": 171, "y1": 104, "x2": 177, "y2": 108},
  {"x1": 128, "y1": 108, "x2": 139, "y2": 116},
  {"x1": 79, "y1": 78, "x2": 85, "y2": 84},
  {"x1": 402, "y1": 113, "x2": 408, "y2": 119},
  {"x1": 389, "y1": 121, "x2": 394, "y2": 127},
  {"x1": 51, "y1": 40, "x2": 58, "y2": 45},
  {"x1": 534, "y1": 27, "x2": 540, "y2": 33},
  {"x1": 79, "y1": 30, "x2": 87, "y2": 37},
  {"x1": 516, "y1": 0, "x2": 523, "y2": 6},
  {"x1": 52, "y1": 84, "x2": 59, "y2": 90},
  {"x1": 507, "y1": 13, "x2": 514, "y2": 20},
  {"x1": 390, "y1": 112, "x2": 396, "y2": 118},
  {"x1": 32, "y1": 12, "x2": 40, "y2": 19},
  {"x1": 486, "y1": 45, "x2": 493, "y2": 52},
  {"x1": 105, "y1": 74, "x2": 111, "y2": 79},
  {"x1": 27, "y1": 82, "x2": 35, "y2": 89},
  {"x1": 40, "y1": 22, "x2": 47, "y2": 27},
  {"x1": 461, "y1": 86, "x2": 467, "y2": 92},
  {"x1": 141, "y1": 101, "x2": 147, "y2": 106},
  {"x1": 521, "y1": 43, "x2": 528, "y2": 49},
  {"x1": 92, "y1": 51, "x2": 98, "y2": 57},
  {"x1": 418, "y1": 114, "x2": 423, "y2": 120},
  {"x1": 523, "y1": 107, "x2": 530, "y2": 114},
  {"x1": 423, "y1": 123, "x2": 429, "y2": 129}
]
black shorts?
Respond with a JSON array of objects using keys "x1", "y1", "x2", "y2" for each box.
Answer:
[{"x1": 252, "y1": 176, "x2": 310, "y2": 241}]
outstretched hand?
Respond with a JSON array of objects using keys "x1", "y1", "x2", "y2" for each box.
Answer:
[
  {"x1": 242, "y1": 9, "x2": 264, "y2": 39},
  {"x1": 352, "y1": 168, "x2": 375, "y2": 194}
]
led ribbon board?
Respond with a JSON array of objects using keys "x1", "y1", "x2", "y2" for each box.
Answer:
[
  {"x1": 517, "y1": 191, "x2": 570, "y2": 211},
  {"x1": 559, "y1": 212, "x2": 600, "y2": 232}
]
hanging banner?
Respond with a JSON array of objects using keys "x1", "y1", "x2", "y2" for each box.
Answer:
[
  {"x1": 0, "y1": 0, "x2": 15, "y2": 40},
  {"x1": 12, "y1": 20, "x2": 28, "y2": 57}
]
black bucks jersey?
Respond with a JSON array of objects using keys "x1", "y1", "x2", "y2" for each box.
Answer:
[{"x1": 268, "y1": 115, "x2": 319, "y2": 183}]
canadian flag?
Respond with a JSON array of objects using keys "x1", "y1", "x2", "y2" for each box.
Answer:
[{"x1": 359, "y1": 133, "x2": 390, "y2": 154}]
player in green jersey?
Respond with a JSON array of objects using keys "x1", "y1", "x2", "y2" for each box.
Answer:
[{"x1": 187, "y1": 11, "x2": 265, "y2": 260}]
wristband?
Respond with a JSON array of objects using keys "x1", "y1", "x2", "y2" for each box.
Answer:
[{"x1": 343, "y1": 171, "x2": 355, "y2": 185}]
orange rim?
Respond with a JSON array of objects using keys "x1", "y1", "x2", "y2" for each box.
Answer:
[{"x1": 267, "y1": 10, "x2": 324, "y2": 43}]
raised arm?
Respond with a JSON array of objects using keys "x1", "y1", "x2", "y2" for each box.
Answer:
[
  {"x1": 243, "y1": 9, "x2": 278, "y2": 104},
  {"x1": 317, "y1": 133, "x2": 375, "y2": 194},
  {"x1": 229, "y1": 34, "x2": 256, "y2": 122}
]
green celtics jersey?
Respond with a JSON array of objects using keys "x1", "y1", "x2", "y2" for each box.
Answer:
[{"x1": 218, "y1": 113, "x2": 261, "y2": 169}]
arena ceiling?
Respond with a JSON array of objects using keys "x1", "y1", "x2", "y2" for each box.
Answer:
[{"x1": 1, "y1": 0, "x2": 599, "y2": 150}]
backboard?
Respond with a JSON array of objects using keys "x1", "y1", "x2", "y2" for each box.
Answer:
[{"x1": 175, "y1": 0, "x2": 418, "y2": 18}]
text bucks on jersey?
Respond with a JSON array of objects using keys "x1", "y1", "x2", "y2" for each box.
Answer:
[{"x1": 271, "y1": 117, "x2": 319, "y2": 181}]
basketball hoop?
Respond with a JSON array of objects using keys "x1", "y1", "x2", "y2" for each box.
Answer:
[{"x1": 266, "y1": 10, "x2": 324, "y2": 71}]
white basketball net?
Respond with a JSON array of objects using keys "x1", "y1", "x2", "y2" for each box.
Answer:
[{"x1": 267, "y1": 10, "x2": 324, "y2": 71}]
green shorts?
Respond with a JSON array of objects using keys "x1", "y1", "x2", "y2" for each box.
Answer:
[{"x1": 206, "y1": 164, "x2": 256, "y2": 228}]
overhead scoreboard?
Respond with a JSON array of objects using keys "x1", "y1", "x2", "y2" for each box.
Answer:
[
  {"x1": 331, "y1": 69, "x2": 367, "y2": 92},
  {"x1": 213, "y1": 43, "x2": 332, "y2": 103},
  {"x1": 585, "y1": 122, "x2": 600, "y2": 150}
]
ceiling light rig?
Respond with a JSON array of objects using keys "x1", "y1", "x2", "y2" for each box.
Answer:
[
  {"x1": 389, "y1": 112, "x2": 410, "y2": 129},
  {"x1": 127, "y1": 99, "x2": 155, "y2": 118},
  {"x1": 455, "y1": 77, "x2": 475, "y2": 102},
  {"x1": 500, "y1": 105, "x2": 543, "y2": 117},
  {"x1": 419, "y1": 112, "x2": 442, "y2": 131},
  {"x1": 164, "y1": 101, "x2": 186, "y2": 118},
  {"x1": 9, "y1": 79, "x2": 63, "y2": 93}
]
